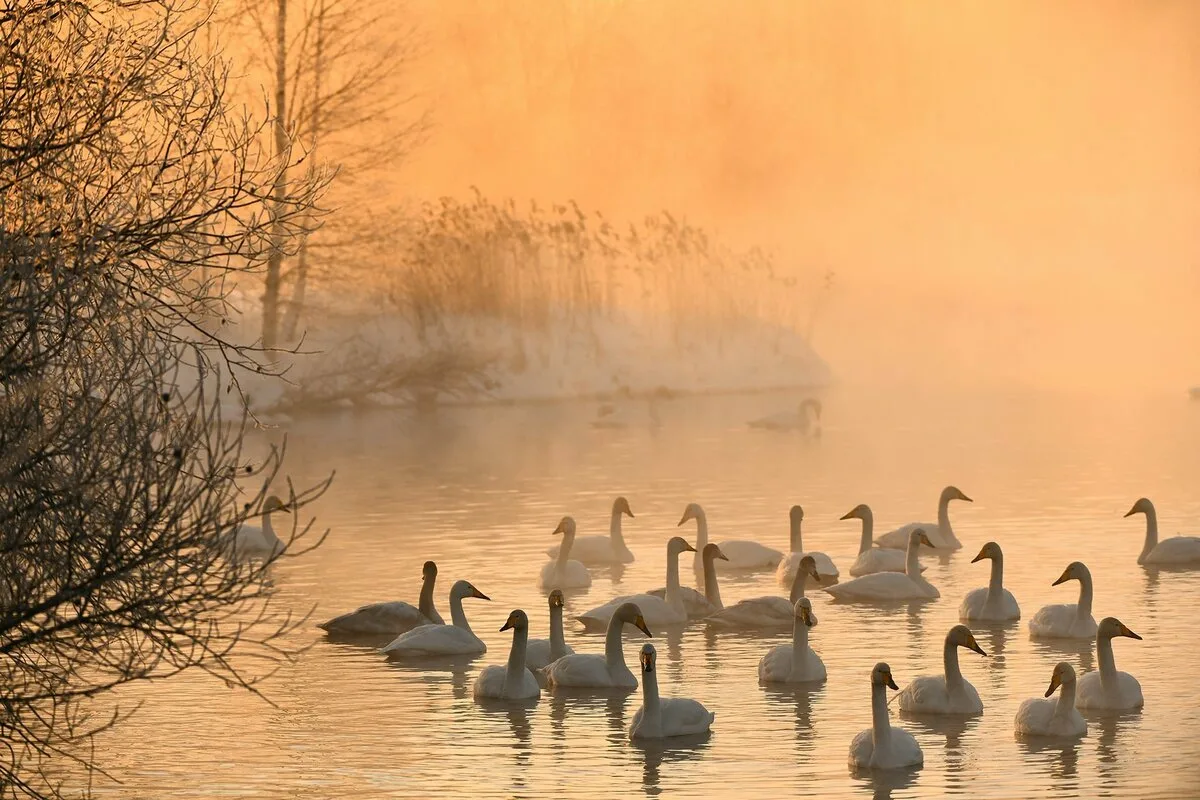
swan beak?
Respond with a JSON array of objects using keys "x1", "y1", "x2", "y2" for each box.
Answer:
[
  {"x1": 682, "y1": 541, "x2": 697, "y2": 553},
  {"x1": 839, "y1": 509, "x2": 856, "y2": 521},
  {"x1": 919, "y1": 532, "x2": 935, "y2": 548},
  {"x1": 640, "y1": 652, "x2": 654, "y2": 672},
  {"x1": 676, "y1": 511, "x2": 691, "y2": 526},
  {"x1": 971, "y1": 547, "x2": 988, "y2": 563},
  {"x1": 1120, "y1": 624, "x2": 1143, "y2": 640},
  {"x1": 808, "y1": 568, "x2": 822, "y2": 582},
  {"x1": 1051, "y1": 569, "x2": 1072, "y2": 586},
  {"x1": 1045, "y1": 672, "x2": 1063, "y2": 698},
  {"x1": 500, "y1": 617, "x2": 515, "y2": 632},
  {"x1": 626, "y1": 509, "x2": 635, "y2": 519},
  {"x1": 967, "y1": 636, "x2": 987, "y2": 657},
  {"x1": 1122, "y1": 505, "x2": 1139, "y2": 518},
  {"x1": 635, "y1": 615, "x2": 652, "y2": 637},
  {"x1": 884, "y1": 673, "x2": 899, "y2": 691},
  {"x1": 960, "y1": 493, "x2": 974, "y2": 503},
  {"x1": 552, "y1": 521, "x2": 567, "y2": 535},
  {"x1": 471, "y1": 588, "x2": 491, "y2": 600},
  {"x1": 717, "y1": 550, "x2": 730, "y2": 561},
  {"x1": 800, "y1": 606, "x2": 815, "y2": 627}
]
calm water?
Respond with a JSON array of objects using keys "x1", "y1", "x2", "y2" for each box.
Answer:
[{"x1": 95, "y1": 386, "x2": 1200, "y2": 799}]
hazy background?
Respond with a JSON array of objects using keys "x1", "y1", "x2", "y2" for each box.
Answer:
[{"x1": 392, "y1": 0, "x2": 1200, "y2": 393}]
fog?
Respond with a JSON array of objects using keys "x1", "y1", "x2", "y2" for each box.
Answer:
[{"x1": 400, "y1": 0, "x2": 1200, "y2": 393}]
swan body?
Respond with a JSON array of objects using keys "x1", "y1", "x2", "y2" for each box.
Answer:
[
  {"x1": 748, "y1": 397, "x2": 822, "y2": 436},
  {"x1": 842, "y1": 504, "x2": 926, "y2": 577},
  {"x1": 898, "y1": 625, "x2": 986, "y2": 715},
  {"x1": 1015, "y1": 662, "x2": 1086, "y2": 738},
  {"x1": 543, "y1": 602, "x2": 652, "y2": 689},
  {"x1": 227, "y1": 495, "x2": 288, "y2": 557},
  {"x1": 874, "y1": 486, "x2": 972, "y2": 551},
  {"x1": 708, "y1": 554, "x2": 821, "y2": 630},
  {"x1": 648, "y1": 540, "x2": 725, "y2": 619},
  {"x1": 959, "y1": 542, "x2": 1021, "y2": 621},
  {"x1": 824, "y1": 529, "x2": 939, "y2": 602},
  {"x1": 679, "y1": 502, "x2": 783, "y2": 571},
  {"x1": 757, "y1": 598, "x2": 827, "y2": 683},
  {"x1": 545, "y1": 497, "x2": 636, "y2": 564},
  {"x1": 629, "y1": 644, "x2": 715, "y2": 740},
  {"x1": 524, "y1": 589, "x2": 575, "y2": 671},
  {"x1": 473, "y1": 610, "x2": 541, "y2": 701},
  {"x1": 578, "y1": 537, "x2": 696, "y2": 629},
  {"x1": 381, "y1": 580, "x2": 490, "y2": 659},
  {"x1": 1028, "y1": 561, "x2": 1097, "y2": 640},
  {"x1": 319, "y1": 560, "x2": 444, "y2": 635},
  {"x1": 1125, "y1": 497, "x2": 1200, "y2": 566},
  {"x1": 776, "y1": 505, "x2": 839, "y2": 587},
  {"x1": 848, "y1": 663, "x2": 923, "y2": 770},
  {"x1": 1076, "y1": 617, "x2": 1144, "y2": 710},
  {"x1": 539, "y1": 516, "x2": 592, "y2": 590}
]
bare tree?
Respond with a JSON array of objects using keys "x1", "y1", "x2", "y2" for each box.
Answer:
[{"x1": 0, "y1": 2, "x2": 329, "y2": 797}]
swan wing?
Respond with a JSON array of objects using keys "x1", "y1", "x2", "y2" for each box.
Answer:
[
  {"x1": 824, "y1": 572, "x2": 929, "y2": 601},
  {"x1": 757, "y1": 644, "x2": 794, "y2": 682},
  {"x1": 875, "y1": 522, "x2": 939, "y2": 550},
  {"x1": 1146, "y1": 536, "x2": 1200, "y2": 564},
  {"x1": 849, "y1": 547, "x2": 918, "y2": 576},
  {"x1": 319, "y1": 601, "x2": 428, "y2": 635},
  {"x1": 647, "y1": 586, "x2": 717, "y2": 619},
  {"x1": 539, "y1": 558, "x2": 592, "y2": 589},
  {"x1": 546, "y1": 535, "x2": 625, "y2": 564},
  {"x1": 381, "y1": 624, "x2": 485, "y2": 658},
  {"x1": 660, "y1": 697, "x2": 715, "y2": 736},
  {"x1": 705, "y1": 596, "x2": 792, "y2": 629},
  {"x1": 718, "y1": 540, "x2": 784, "y2": 569},
  {"x1": 898, "y1": 675, "x2": 950, "y2": 714},
  {"x1": 545, "y1": 653, "x2": 625, "y2": 688},
  {"x1": 1028, "y1": 604, "x2": 1096, "y2": 639}
]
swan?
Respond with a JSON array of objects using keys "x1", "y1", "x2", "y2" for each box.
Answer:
[
  {"x1": 228, "y1": 495, "x2": 288, "y2": 557},
  {"x1": 679, "y1": 502, "x2": 783, "y2": 571},
  {"x1": 591, "y1": 398, "x2": 662, "y2": 429},
  {"x1": 1124, "y1": 497, "x2": 1200, "y2": 566},
  {"x1": 874, "y1": 486, "x2": 972, "y2": 551},
  {"x1": 629, "y1": 643, "x2": 715, "y2": 740},
  {"x1": 380, "y1": 580, "x2": 490, "y2": 658},
  {"x1": 748, "y1": 397, "x2": 822, "y2": 436},
  {"x1": 544, "y1": 496, "x2": 636, "y2": 564},
  {"x1": 824, "y1": 529, "x2": 939, "y2": 602},
  {"x1": 757, "y1": 598, "x2": 827, "y2": 684},
  {"x1": 576, "y1": 537, "x2": 696, "y2": 629},
  {"x1": 848, "y1": 662, "x2": 923, "y2": 770},
  {"x1": 1076, "y1": 617, "x2": 1144, "y2": 710},
  {"x1": 897, "y1": 625, "x2": 987, "y2": 715},
  {"x1": 706, "y1": 554, "x2": 821, "y2": 630},
  {"x1": 524, "y1": 589, "x2": 575, "y2": 671},
  {"x1": 473, "y1": 609, "x2": 542, "y2": 701},
  {"x1": 539, "y1": 516, "x2": 592, "y2": 590},
  {"x1": 1028, "y1": 561, "x2": 1097, "y2": 640},
  {"x1": 842, "y1": 504, "x2": 925, "y2": 577},
  {"x1": 318, "y1": 560, "x2": 444, "y2": 636},
  {"x1": 959, "y1": 542, "x2": 1021, "y2": 621},
  {"x1": 543, "y1": 602, "x2": 652, "y2": 689},
  {"x1": 648, "y1": 540, "x2": 725, "y2": 619},
  {"x1": 1015, "y1": 661, "x2": 1087, "y2": 738},
  {"x1": 776, "y1": 505, "x2": 840, "y2": 587}
]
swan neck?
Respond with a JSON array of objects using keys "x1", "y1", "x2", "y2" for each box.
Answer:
[
  {"x1": 857, "y1": 512, "x2": 874, "y2": 555},
  {"x1": 549, "y1": 605, "x2": 566, "y2": 657},
  {"x1": 555, "y1": 530, "x2": 573, "y2": 570},
  {"x1": 791, "y1": 618, "x2": 809, "y2": 672},
  {"x1": 262, "y1": 510, "x2": 276, "y2": 539},
  {"x1": 702, "y1": 554, "x2": 723, "y2": 609},
  {"x1": 609, "y1": 509, "x2": 627, "y2": 550},
  {"x1": 987, "y1": 554, "x2": 1004, "y2": 599},
  {"x1": 871, "y1": 682, "x2": 891, "y2": 745},
  {"x1": 604, "y1": 615, "x2": 626, "y2": 669},
  {"x1": 665, "y1": 549, "x2": 682, "y2": 606},
  {"x1": 642, "y1": 667, "x2": 662, "y2": 734},
  {"x1": 504, "y1": 625, "x2": 529, "y2": 695},
  {"x1": 905, "y1": 540, "x2": 921, "y2": 576},
  {"x1": 1097, "y1": 634, "x2": 1117, "y2": 690},
  {"x1": 789, "y1": 514, "x2": 803, "y2": 553},
  {"x1": 450, "y1": 592, "x2": 471, "y2": 632},
  {"x1": 418, "y1": 573, "x2": 437, "y2": 619},
  {"x1": 943, "y1": 639, "x2": 964, "y2": 688},
  {"x1": 789, "y1": 564, "x2": 809, "y2": 604},
  {"x1": 937, "y1": 499, "x2": 952, "y2": 536},
  {"x1": 1055, "y1": 680, "x2": 1077, "y2": 717},
  {"x1": 1141, "y1": 507, "x2": 1159, "y2": 558},
  {"x1": 691, "y1": 513, "x2": 709, "y2": 570},
  {"x1": 1076, "y1": 572, "x2": 1093, "y2": 618}
]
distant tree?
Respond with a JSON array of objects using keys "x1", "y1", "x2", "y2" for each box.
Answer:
[{"x1": 0, "y1": 2, "x2": 329, "y2": 797}]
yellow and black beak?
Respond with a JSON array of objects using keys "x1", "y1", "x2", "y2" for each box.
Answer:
[
  {"x1": 967, "y1": 636, "x2": 988, "y2": 657},
  {"x1": 552, "y1": 521, "x2": 567, "y2": 535},
  {"x1": 919, "y1": 532, "x2": 935, "y2": 548},
  {"x1": 635, "y1": 614, "x2": 652, "y2": 637},
  {"x1": 682, "y1": 541, "x2": 697, "y2": 553},
  {"x1": 676, "y1": 511, "x2": 691, "y2": 527},
  {"x1": 1120, "y1": 624, "x2": 1143, "y2": 641},
  {"x1": 884, "y1": 673, "x2": 899, "y2": 691},
  {"x1": 500, "y1": 614, "x2": 518, "y2": 632},
  {"x1": 800, "y1": 606, "x2": 815, "y2": 627},
  {"x1": 640, "y1": 651, "x2": 654, "y2": 673},
  {"x1": 839, "y1": 509, "x2": 857, "y2": 521},
  {"x1": 471, "y1": 587, "x2": 491, "y2": 600},
  {"x1": 971, "y1": 547, "x2": 988, "y2": 563},
  {"x1": 1123, "y1": 504, "x2": 1139, "y2": 518},
  {"x1": 1051, "y1": 569, "x2": 1072, "y2": 587},
  {"x1": 1045, "y1": 672, "x2": 1063, "y2": 698}
]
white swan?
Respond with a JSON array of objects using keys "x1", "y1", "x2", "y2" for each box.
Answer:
[
  {"x1": 524, "y1": 589, "x2": 575, "y2": 671},
  {"x1": 842, "y1": 504, "x2": 925, "y2": 577},
  {"x1": 679, "y1": 502, "x2": 783, "y2": 571},
  {"x1": 648, "y1": 540, "x2": 724, "y2": 619},
  {"x1": 748, "y1": 397, "x2": 822, "y2": 436},
  {"x1": 776, "y1": 505, "x2": 839, "y2": 587},
  {"x1": 757, "y1": 598, "x2": 827, "y2": 684},
  {"x1": 824, "y1": 529, "x2": 939, "y2": 602},
  {"x1": 629, "y1": 643, "x2": 715, "y2": 740},
  {"x1": 544, "y1": 497, "x2": 636, "y2": 564},
  {"x1": 1125, "y1": 497, "x2": 1200, "y2": 566},
  {"x1": 707, "y1": 554, "x2": 821, "y2": 630},
  {"x1": 228, "y1": 495, "x2": 288, "y2": 557},
  {"x1": 848, "y1": 662, "x2": 924, "y2": 770},
  {"x1": 539, "y1": 516, "x2": 592, "y2": 590},
  {"x1": 473, "y1": 609, "x2": 542, "y2": 701},
  {"x1": 1015, "y1": 661, "x2": 1086, "y2": 738},
  {"x1": 1076, "y1": 617, "x2": 1144, "y2": 710},
  {"x1": 318, "y1": 560, "x2": 444, "y2": 636},
  {"x1": 897, "y1": 625, "x2": 987, "y2": 715},
  {"x1": 380, "y1": 580, "x2": 490, "y2": 658},
  {"x1": 577, "y1": 537, "x2": 696, "y2": 629},
  {"x1": 959, "y1": 542, "x2": 1021, "y2": 621},
  {"x1": 1028, "y1": 561, "x2": 1097, "y2": 640},
  {"x1": 543, "y1": 602, "x2": 652, "y2": 689},
  {"x1": 874, "y1": 486, "x2": 972, "y2": 551}
]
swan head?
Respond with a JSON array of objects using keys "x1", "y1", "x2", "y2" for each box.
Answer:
[
  {"x1": 872, "y1": 662, "x2": 899, "y2": 691},
  {"x1": 789, "y1": 504, "x2": 804, "y2": 523},
  {"x1": 947, "y1": 624, "x2": 987, "y2": 656},
  {"x1": 547, "y1": 589, "x2": 565, "y2": 609},
  {"x1": 616, "y1": 602, "x2": 653, "y2": 637},
  {"x1": 1123, "y1": 497, "x2": 1154, "y2": 518},
  {"x1": 613, "y1": 496, "x2": 634, "y2": 518},
  {"x1": 839, "y1": 503, "x2": 870, "y2": 522},
  {"x1": 552, "y1": 516, "x2": 577, "y2": 537},
  {"x1": 677, "y1": 503, "x2": 705, "y2": 526},
  {"x1": 1098, "y1": 616, "x2": 1142, "y2": 641},
  {"x1": 450, "y1": 580, "x2": 490, "y2": 602},
  {"x1": 1045, "y1": 661, "x2": 1076, "y2": 697},
  {"x1": 1051, "y1": 561, "x2": 1088, "y2": 586},
  {"x1": 702, "y1": 543, "x2": 728, "y2": 564},
  {"x1": 262, "y1": 495, "x2": 289, "y2": 514},
  {"x1": 909, "y1": 528, "x2": 936, "y2": 548},
  {"x1": 799, "y1": 554, "x2": 821, "y2": 582},
  {"x1": 970, "y1": 541, "x2": 1002, "y2": 563},
  {"x1": 500, "y1": 609, "x2": 529, "y2": 632},
  {"x1": 640, "y1": 643, "x2": 657, "y2": 673},
  {"x1": 668, "y1": 535, "x2": 697, "y2": 557},
  {"x1": 942, "y1": 486, "x2": 973, "y2": 504},
  {"x1": 794, "y1": 597, "x2": 816, "y2": 627},
  {"x1": 799, "y1": 398, "x2": 822, "y2": 418},
  {"x1": 422, "y1": 560, "x2": 438, "y2": 578}
]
